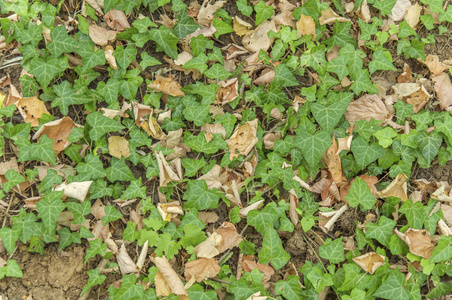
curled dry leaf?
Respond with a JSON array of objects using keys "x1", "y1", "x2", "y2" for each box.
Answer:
[
  {"x1": 104, "y1": 45, "x2": 117, "y2": 69},
  {"x1": 242, "y1": 20, "x2": 277, "y2": 53},
  {"x1": 419, "y1": 55, "x2": 452, "y2": 76},
  {"x1": 198, "y1": 211, "x2": 219, "y2": 225},
  {"x1": 397, "y1": 63, "x2": 413, "y2": 83},
  {"x1": 390, "y1": 0, "x2": 411, "y2": 21},
  {"x1": 241, "y1": 255, "x2": 275, "y2": 284},
  {"x1": 319, "y1": 8, "x2": 350, "y2": 25},
  {"x1": 215, "y1": 222, "x2": 243, "y2": 253},
  {"x1": 432, "y1": 72, "x2": 452, "y2": 110},
  {"x1": 154, "y1": 256, "x2": 187, "y2": 296},
  {"x1": 157, "y1": 202, "x2": 184, "y2": 221},
  {"x1": 272, "y1": 10, "x2": 295, "y2": 27},
  {"x1": 441, "y1": 204, "x2": 452, "y2": 224},
  {"x1": 198, "y1": 164, "x2": 227, "y2": 190},
  {"x1": 148, "y1": 75, "x2": 185, "y2": 97},
  {"x1": 88, "y1": 25, "x2": 116, "y2": 46},
  {"x1": 85, "y1": 0, "x2": 104, "y2": 16},
  {"x1": 297, "y1": 15, "x2": 316, "y2": 39},
  {"x1": 197, "y1": 0, "x2": 225, "y2": 27},
  {"x1": 322, "y1": 136, "x2": 344, "y2": 185},
  {"x1": 32, "y1": 116, "x2": 82, "y2": 154},
  {"x1": 227, "y1": 119, "x2": 259, "y2": 160},
  {"x1": 378, "y1": 173, "x2": 408, "y2": 202},
  {"x1": 289, "y1": 189, "x2": 299, "y2": 225},
  {"x1": 54, "y1": 181, "x2": 92, "y2": 202},
  {"x1": 359, "y1": 0, "x2": 371, "y2": 22},
  {"x1": 0, "y1": 74, "x2": 11, "y2": 88},
  {"x1": 156, "y1": 151, "x2": 181, "y2": 187},
  {"x1": 405, "y1": 84, "x2": 431, "y2": 113},
  {"x1": 216, "y1": 78, "x2": 239, "y2": 105},
  {"x1": 184, "y1": 258, "x2": 221, "y2": 282},
  {"x1": 91, "y1": 199, "x2": 106, "y2": 220},
  {"x1": 157, "y1": 14, "x2": 176, "y2": 29},
  {"x1": 395, "y1": 228, "x2": 435, "y2": 260},
  {"x1": 104, "y1": 9, "x2": 130, "y2": 31},
  {"x1": 194, "y1": 232, "x2": 222, "y2": 258},
  {"x1": 174, "y1": 51, "x2": 193, "y2": 66},
  {"x1": 17, "y1": 96, "x2": 50, "y2": 127},
  {"x1": 233, "y1": 16, "x2": 252, "y2": 36},
  {"x1": 201, "y1": 123, "x2": 226, "y2": 139},
  {"x1": 352, "y1": 252, "x2": 385, "y2": 274},
  {"x1": 132, "y1": 101, "x2": 152, "y2": 127},
  {"x1": 263, "y1": 132, "x2": 282, "y2": 150},
  {"x1": 336, "y1": 135, "x2": 353, "y2": 155},
  {"x1": 117, "y1": 244, "x2": 139, "y2": 274},
  {"x1": 240, "y1": 199, "x2": 264, "y2": 217},
  {"x1": 246, "y1": 292, "x2": 268, "y2": 300},
  {"x1": 0, "y1": 157, "x2": 20, "y2": 175},
  {"x1": 344, "y1": 94, "x2": 389, "y2": 126},
  {"x1": 155, "y1": 271, "x2": 172, "y2": 297},
  {"x1": 108, "y1": 136, "x2": 130, "y2": 159}
]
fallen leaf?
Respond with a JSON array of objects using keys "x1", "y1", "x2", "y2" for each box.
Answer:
[
  {"x1": 148, "y1": 75, "x2": 185, "y2": 97},
  {"x1": 0, "y1": 74, "x2": 11, "y2": 88},
  {"x1": 263, "y1": 132, "x2": 282, "y2": 150},
  {"x1": 85, "y1": 0, "x2": 104, "y2": 16},
  {"x1": 104, "y1": 9, "x2": 130, "y2": 31},
  {"x1": 419, "y1": 55, "x2": 452, "y2": 76},
  {"x1": 215, "y1": 222, "x2": 243, "y2": 253},
  {"x1": 395, "y1": 228, "x2": 435, "y2": 259},
  {"x1": 297, "y1": 15, "x2": 316, "y2": 39},
  {"x1": 390, "y1": 0, "x2": 411, "y2": 21},
  {"x1": 254, "y1": 68, "x2": 275, "y2": 86},
  {"x1": 17, "y1": 96, "x2": 50, "y2": 127},
  {"x1": 88, "y1": 25, "x2": 117, "y2": 46},
  {"x1": 405, "y1": 3, "x2": 422, "y2": 28},
  {"x1": 91, "y1": 199, "x2": 106, "y2": 220},
  {"x1": 157, "y1": 202, "x2": 184, "y2": 221},
  {"x1": 174, "y1": 51, "x2": 193, "y2": 66},
  {"x1": 441, "y1": 204, "x2": 452, "y2": 224},
  {"x1": 155, "y1": 270, "x2": 172, "y2": 297},
  {"x1": 32, "y1": 116, "x2": 81, "y2": 154},
  {"x1": 104, "y1": 45, "x2": 117, "y2": 69},
  {"x1": 54, "y1": 181, "x2": 92, "y2": 202},
  {"x1": 336, "y1": 135, "x2": 353, "y2": 155},
  {"x1": 0, "y1": 158, "x2": 20, "y2": 175},
  {"x1": 154, "y1": 256, "x2": 187, "y2": 296},
  {"x1": 344, "y1": 94, "x2": 389, "y2": 126},
  {"x1": 194, "y1": 232, "x2": 222, "y2": 258},
  {"x1": 198, "y1": 211, "x2": 219, "y2": 225},
  {"x1": 198, "y1": 165, "x2": 227, "y2": 190},
  {"x1": 197, "y1": 0, "x2": 226, "y2": 27},
  {"x1": 117, "y1": 244, "x2": 139, "y2": 274},
  {"x1": 158, "y1": 14, "x2": 176, "y2": 29},
  {"x1": 322, "y1": 136, "x2": 344, "y2": 185},
  {"x1": 378, "y1": 173, "x2": 408, "y2": 202},
  {"x1": 156, "y1": 151, "x2": 181, "y2": 187},
  {"x1": 359, "y1": 175, "x2": 379, "y2": 198},
  {"x1": 241, "y1": 255, "x2": 275, "y2": 284},
  {"x1": 319, "y1": 8, "x2": 350, "y2": 25},
  {"x1": 108, "y1": 136, "x2": 130, "y2": 159},
  {"x1": 246, "y1": 292, "x2": 268, "y2": 300},
  {"x1": 201, "y1": 123, "x2": 227, "y2": 139},
  {"x1": 233, "y1": 16, "x2": 252, "y2": 36},
  {"x1": 405, "y1": 85, "x2": 431, "y2": 113},
  {"x1": 273, "y1": 10, "x2": 295, "y2": 27},
  {"x1": 432, "y1": 72, "x2": 452, "y2": 110},
  {"x1": 227, "y1": 119, "x2": 258, "y2": 160},
  {"x1": 352, "y1": 252, "x2": 386, "y2": 274},
  {"x1": 393, "y1": 82, "x2": 420, "y2": 98},
  {"x1": 184, "y1": 258, "x2": 221, "y2": 282},
  {"x1": 289, "y1": 189, "x2": 299, "y2": 225},
  {"x1": 359, "y1": 0, "x2": 371, "y2": 22},
  {"x1": 397, "y1": 63, "x2": 413, "y2": 83},
  {"x1": 242, "y1": 20, "x2": 277, "y2": 53},
  {"x1": 216, "y1": 78, "x2": 239, "y2": 105}
]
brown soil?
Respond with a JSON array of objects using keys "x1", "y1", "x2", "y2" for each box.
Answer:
[{"x1": 412, "y1": 161, "x2": 452, "y2": 184}]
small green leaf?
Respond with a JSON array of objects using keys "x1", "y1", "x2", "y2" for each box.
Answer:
[
  {"x1": 294, "y1": 130, "x2": 331, "y2": 167},
  {"x1": 319, "y1": 238, "x2": 345, "y2": 264},
  {"x1": 181, "y1": 158, "x2": 206, "y2": 177},
  {"x1": 183, "y1": 132, "x2": 227, "y2": 154},
  {"x1": 172, "y1": 9, "x2": 200, "y2": 39},
  {"x1": 259, "y1": 227, "x2": 290, "y2": 270},
  {"x1": 430, "y1": 236, "x2": 452, "y2": 263},
  {"x1": 106, "y1": 157, "x2": 135, "y2": 182},
  {"x1": 369, "y1": 50, "x2": 397, "y2": 74},
  {"x1": 373, "y1": 268, "x2": 409, "y2": 300},
  {"x1": 3, "y1": 169, "x2": 25, "y2": 193},
  {"x1": 365, "y1": 216, "x2": 396, "y2": 247},
  {"x1": 102, "y1": 205, "x2": 122, "y2": 225},
  {"x1": 28, "y1": 56, "x2": 69, "y2": 88},
  {"x1": 183, "y1": 180, "x2": 220, "y2": 210},
  {"x1": 254, "y1": 1, "x2": 274, "y2": 25},
  {"x1": 345, "y1": 177, "x2": 376, "y2": 211},
  {"x1": 85, "y1": 238, "x2": 107, "y2": 263},
  {"x1": 372, "y1": 0, "x2": 397, "y2": 16},
  {"x1": 351, "y1": 137, "x2": 384, "y2": 168},
  {"x1": 81, "y1": 268, "x2": 106, "y2": 295},
  {"x1": 0, "y1": 227, "x2": 19, "y2": 254},
  {"x1": 86, "y1": 112, "x2": 125, "y2": 141},
  {"x1": 36, "y1": 191, "x2": 65, "y2": 234},
  {"x1": 204, "y1": 63, "x2": 231, "y2": 80}
]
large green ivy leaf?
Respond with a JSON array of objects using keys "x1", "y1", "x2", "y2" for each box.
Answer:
[
  {"x1": 311, "y1": 93, "x2": 352, "y2": 131},
  {"x1": 76, "y1": 154, "x2": 106, "y2": 180},
  {"x1": 365, "y1": 216, "x2": 396, "y2": 247},
  {"x1": 66, "y1": 201, "x2": 91, "y2": 224},
  {"x1": 3, "y1": 169, "x2": 25, "y2": 193},
  {"x1": 115, "y1": 45, "x2": 137, "y2": 70},
  {"x1": 86, "y1": 112, "x2": 125, "y2": 141},
  {"x1": 418, "y1": 132, "x2": 442, "y2": 165},
  {"x1": 372, "y1": 0, "x2": 397, "y2": 16},
  {"x1": 0, "y1": 227, "x2": 19, "y2": 254},
  {"x1": 149, "y1": 26, "x2": 179, "y2": 59},
  {"x1": 319, "y1": 238, "x2": 345, "y2": 264},
  {"x1": 11, "y1": 210, "x2": 39, "y2": 244},
  {"x1": 181, "y1": 158, "x2": 206, "y2": 177},
  {"x1": 36, "y1": 191, "x2": 65, "y2": 234},
  {"x1": 108, "y1": 274, "x2": 144, "y2": 300},
  {"x1": 259, "y1": 227, "x2": 290, "y2": 270},
  {"x1": 351, "y1": 137, "x2": 384, "y2": 168},
  {"x1": 275, "y1": 275, "x2": 304, "y2": 299},
  {"x1": 121, "y1": 178, "x2": 147, "y2": 200},
  {"x1": 77, "y1": 42, "x2": 105, "y2": 73},
  {"x1": 106, "y1": 157, "x2": 135, "y2": 182},
  {"x1": 350, "y1": 69, "x2": 378, "y2": 95},
  {"x1": 28, "y1": 56, "x2": 69, "y2": 88},
  {"x1": 430, "y1": 236, "x2": 452, "y2": 263},
  {"x1": 16, "y1": 135, "x2": 56, "y2": 165},
  {"x1": 294, "y1": 130, "x2": 331, "y2": 167},
  {"x1": 172, "y1": 9, "x2": 200, "y2": 39},
  {"x1": 182, "y1": 96, "x2": 211, "y2": 126},
  {"x1": 369, "y1": 50, "x2": 397, "y2": 74},
  {"x1": 399, "y1": 199, "x2": 426, "y2": 229},
  {"x1": 345, "y1": 177, "x2": 376, "y2": 211},
  {"x1": 46, "y1": 26, "x2": 79, "y2": 57},
  {"x1": 247, "y1": 203, "x2": 279, "y2": 234},
  {"x1": 183, "y1": 132, "x2": 227, "y2": 154},
  {"x1": 426, "y1": 281, "x2": 452, "y2": 299},
  {"x1": 52, "y1": 81, "x2": 94, "y2": 115},
  {"x1": 254, "y1": 0, "x2": 274, "y2": 25},
  {"x1": 102, "y1": 205, "x2": 123, "y2": 225},
  {"x1": 373, "y1": 268, "x2": 409, "y2": 300},
  {"x1": 81, "y1": 268, "x2": 106, "y2": 295},
  {"x1": 183, "y1": 180, "x2": 220, "y2": 210}
]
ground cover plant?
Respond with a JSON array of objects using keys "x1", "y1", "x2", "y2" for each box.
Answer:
[{"x1": 1, "y1": 0, "x2": 452, "y2": 299}]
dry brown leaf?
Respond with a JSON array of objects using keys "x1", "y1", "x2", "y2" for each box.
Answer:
[
  {"x1": 91, "y1": 199, "x2": 106, "y2": 220},
  {"x1": 17, "y1": 96, "x2": 50, "y2": 127},
  {"x1": 198, "y1": 164, "x2": 226, "y2": 190},
  {"x1": 198, "y1": 212, "x2": 219, "y2": 225},
  {"x1": 233, "y1": 16, "x2": 252, "y2": 36},
  {"x1": 241, "y1": 256, "x2": 275, "y2": 284},
  {"x1": 344, "y1": 94, "x2": 389, "y2": 126},
  {"x1": 263, "y1": 132, "x2": 282, "y2": 150},
  {"x1": 297, "y1": 15, "x2": 316, "y2": 39},
  {"x1": 215, "y1": 222, "x2": 243, "y2": 253},
  {"x1": 420, "y1": 55, "x2": 451, "y2": 76},
  {"x1": 336, "y1": 135, "x2": 352, "y2": 155},
  {"x1": 441, "y1": 204, "x2": 452, "y2": 224},
  {"x1": 155, "y1": 270, "x2": 172, "y2": 297},
  {"x1": 254, "y1": 68, "x2": 275, "y2": 86},
  {"x1": 157, "y1": 202, "x2": 184, "y2": 221},
  {"x1": 352, "y1": 252, "x2": 385, "y2": 274},
  {"x1": 174, "y1": 51, "x2": 193, "y2": 66},
  {"x1": 156, "y1": 151, "x2": 180, "y2": 187},
  {"x1": 289, "y1": 189, "x2": 299, "y2": 225},
  {"x1": 197, "y1": 0, "x2": 226, "y2": 27},
  {"x1": 405, "y1": 85, "x2": 431, "y2": 113},
  {"x1": 390, "y1": 0, "x2": 411, "y2": 21},
  {"x1": 242, "y1": 20, "x2": 277, "y2": 53},
  {"x1": 378, "y1": 173, "x2": 408, "y2": 202},
  {"x1": 158, "y1": 14, "x2": 176, "y2": 29},
  {"x1": 148, "y1": 75, "x2": 185, "y2": 97},
  {"x1": 319, "y1": 8, "x2": 350, "y2": 25},
  {"x1": 272, "y1": 10, "x2": 295, "y2": 27},
  {"x1": 142, "y1": 116, "x2": 165, "y2": 140},
  {"x1": 104, "y1": 45, "x2": 117, "y2": 69},
  {"x1": 405, "y1": 3, "x2": 421, "y2": 28},
  {"x1": 201, "y1": 123, "x2": 227, "y2": 139},
  {"x1": 397, "y1": 63, "x2": 413, "y2": 83},
  {"x1": 132, "y1": 101, "x2": 152, "y2": 127},
  {"x1": 85, "y1": 0, "x2": 104, "y2": 16},
  {"x1": 104, "y1": 9, "x2": 130, "y2": 31},
  {"x1": 359, "y1": 0, "x2": 371, "y2": 22},
  {"x1": 88, "y1": 25, "x2": 116, "y2": 46},
  {"x1": 194, "y1": 232, "x2": 222, "y2": 258},
  {"x1": 322, "y1": 136, "x2": 344, "y2": 185},
  {"x1": 54, "y1": 181, "x2": 92, "y2": 202},
  {"x1": 216, "y1": 78, "x2": 239, "y2": 105},
  {"x1": 0, "y1": 74, "x2": 11, "y2": 88},
  {"x1": 432, "y1": 72, "x2": 452, "y2": 110},
  {"x1": 0, "y1": 158, "x2": 20, "y2": 175},
  {"x1": 395, "y1": 228, "x2": 435, "y2": 260},
  {"x1": 184, "y1": 258, "x2": 221, "y2": 282},
  {"x1": 108, "y1": 136, "x2": 130, "y2": 159},
  {"x1": 32, "y1": 116, "x2": 81, "y2": 154},
  {"x1": 154, "y1": 256, "x2": 187, "y2": 296},
  {"x1": 227, "y1": 119, "x2": 258, "y2": 160}
]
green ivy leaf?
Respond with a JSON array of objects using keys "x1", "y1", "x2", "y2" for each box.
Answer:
[
  {"x1": 319, "y1": 238, "x2": 345, "y2": 264},
  {"x1": 0, "y1": 227, "x2": 19, "y2": 254},
  {"x1": 28, "y1": 56, "x2": 69, "y2": 88},
  {"x1": 183, "y1": 132, "x2": 227, "y2": 154},
  {"x1": 426, "y1": 281, "x2": 452, "y2": 298},
  {"x1": 36, "y1": 191, "x2": 65, "y2": 234},
  {"x1": 369, "y1": 50, "x2": 397, "y2": 74},
  {"x1": 275, "y1": 275, "x2": 304, "y2": 299},
  {"x1": 81, "y1": 268, "x2": 107, "y2": 295},
  {"x1": 399, "y1": 199, "x2": 426, "y2": 229},
  {"x1": 259, "y1": 227, "x2": 290, "y2": 270},
  {"x1": 372, "y1": 0, "x2": 397, "y2": 16},
  {"x1": 373, "y1": 268, "x2": 409, "y2": 300},
  {"x1": 121, "y1": 178, "x2": 146, "y2": 200},
  {"x1": 181, "y1": 158, "x2": 206, "y2": 177},
  {"x1": 172, "y1": 9, "x2": 200, "y2": 39},
  {"x1": 345, "y1": 177, "x2": 376, "y2": 211},
  {"x1": 4, "y1": 259, "x2": 23, "y2": 278},
  {"x1": 52, "y1": 81, "x2": 94, "y2": 115},
  {"x1": 76, "y1": 154, "x2": 106, "y2": 180},
  {"x1": 365, "y1": 216, "x2": 396, "y2": 247},
  {"x1": 86, "y1": 112, "x2": 125, "y2": 141},
  {"x1": 204, "y1": 63, "x2": 231, "y2": 80},
  {"x1": 3, "y1": 169, "x2": 25, "y2": 193},
  {"x1": 149, "y1": 26, "x2": 179, "y2": 59},
  {"x1": 183, "y1": 53, "x2": 208, "y2": 73},
  {"x1": 85, "y1": 238, "x2": 107, "y2": 263},
  {"x1": 102, "y1": 205, "x2": 123, "y2": 225},
  {"x1": 58, "y1": 227, "x2": 81, "y2": 250},
  {"x1": 106, "y1": 157, "x2": 135, "y2": 182},
  {"x1": 430, "y1": 236, "x2": 452, "y2": 263},
  {"x1": 46, "y1": 26, "x2": 79, "y2": 56},
  {"x1": 16, "y1": 135, "x2": 56, "y2": 165},
  {"x1": 188, "y1": 284, "x2": 218, "y2": 299},
  {"x1": 294, "y1": 130, "x2": 331, "y2": 167},
  {"x1": 351, "y1": 137, "x2": 384, "y2": 168},
  {"x1": 115, "y1": 45, "x2": 137, "y2": 69},
  {"x1": 237, "y1": 0, "x2": 253, "y2": 16},
  {"x1": 254, "y1": 1, "x2": 274, "y2": 25},
  {"x1": 183, "y1": 180, "x2": 220, "y2": 210},
  {"x1": 311, "y1": 92, "x2": 352, "y2": 131}
]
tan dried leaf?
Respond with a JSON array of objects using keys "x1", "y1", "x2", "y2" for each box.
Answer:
[
  {"x1": 216, "y1": 78, "x2": 239, "y2": 105},
  {"x1": 201, "y1": 123, "x2": 227, "y2": 139},
  {"x1": 174, "y1": 51, "x2": 193, "y2": 66},
  {"x1": 241, "y1": 256, "x2": 275, "y2": 284},
  {"x1": 233, "y1": 16, "x2": 252, "y2": 36},
  {"x1": 390, "y1": 0, "x2": 411, "y2": 21},
  {"x1": 419, "y1": 55, "x2": 451, "y2": 76},
  {"x1": 117, "y1": 244, "x2": 139, "y2": 274},
  {"x1": 0, "y1": 158, "x2": 20, "y2": 176},
  {"x1": 395, "y1": 228, "x2": 435, "y2": 259},
  {"x1": 344, "y1": 94, "x2": 389, "y2": 126},
  {"x1": 198, "y1": 211, "x2": 219, "y2": 225},
  {"x1": 156, "y1": 151, "x2": 180, "y2": 187},
  {"x1": 322, "y1": 136, "x2": 344, "y2": 185},
  {"x1": 194, "y1": 232, "x2": 222, "y2": 258},
  {"x1": 32, "y1": 116, "x2": 81, "y2": 154},
  {"x1": 104, "y1": 45, "x2": 117, "y2": 69},
  {"x1": 154, "y1": 256, "x2": 187, "y2": 296},
  {"x1": 227, "y1": 119, "x2": 258, "y2": 160},
  {"x1": 155, "y1": 270, "x2": 172, "y2": 297},
  {"x1": 148, "y1": 75, "x2": 185, "y2": 97},
  {"x1": 441, "y1": 204, "x2": 452, "y2": 224},
  {"x1": 289, "y1": 189, "x2": 299, "y2": 225},
  {"x1": 352, "y1": 252, "x2": 385, "y2": 274},
  {"x1": 108, "y1": 136, "x2": 130, "y2": 159},
  {"x1": 272, "y1": 10, "x2": 295, "y2": 27},
  {"x1": 263, "y1": 132, "x2": 282, "y2": 150},
  {"x1": 198, "y1": 165, "x2": 226, "y2": 190},
  {"x1": 216, "y1": 222, "x2": 243, "y2": 253},
  {"x1": 336, "y1": 135, "x2": 352, "y2": 155},
  {"x1": 54, "y1": 181, "x2": 92, "y2": 202},
  {"x1": 319, "y1": 8, "x2": 350, "y2": 25},
  {"x1": 85, "y1": 0, "x2": 104, "y2": 16},
  {"x1": 242, "y1": 20, "x2": 277, "y2": 53},
  {"x1": 198, "y1": 1, "x2": 226, "y2": 27},
  {"x1": 17, "y1": 96, "x2": 50, "y2": 127},
  {"x1": 405, "y1": 3, "x2": 421, "y2": 28},
  {"x1": 88, "y1": 25, "x2": 116, "y2": 46},
  {"x1": 104, "y1": 9, "x2": 130, "y2": 31},
  {"x1": 405, "y1": 85, "x2": 431, "y2": 113},
  {"x1": 184, "y1": 258, "x2": 221, "y2": 282},
  {"x1": 432, "y1": 72, "x2": 452, "y2": 110},
  {"x1": 397, "y1": 63, "x2": 413, "y2": 83},
  {"x1": 254, "y1": 68, "x2": 275, "y2": 86},
  {"x1": 378, "y1": 173, "x2": 408, "y2": 202},
  {"x1": 297, "y1": 15, "x2": 316, "y2": 39}
]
